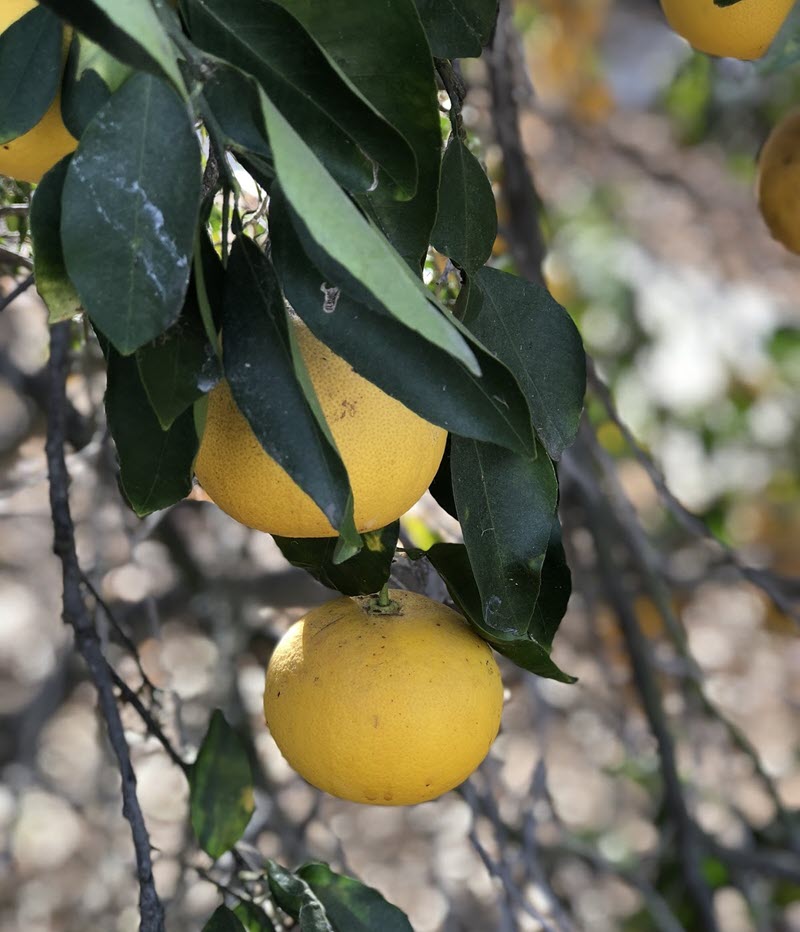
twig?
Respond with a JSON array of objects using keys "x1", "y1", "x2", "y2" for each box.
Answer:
[
  {"x1": 587, "y1": 359, "x2": 800, "y2": 624},
  {"x1": 0, "y1": 245, "x2": 33, "y2": 269},
  {"x1": 46, "y1": 321, "x2": 165, "y2": 932},
  {"x1": 0, "y1": 203, "x2": 29, "y2": 217},
  {"x1": 571, "y1": 451, "x2": 720, "y2": 932},
  {"x1": 109, "y1": 665, "x2": 190, "y2": 776},
  {"x1": 485, "y1": 0, "x2": 547, "y2": 283},
  {"x1": 0, "y1": 272, "x2": 35, "y2": 312}
]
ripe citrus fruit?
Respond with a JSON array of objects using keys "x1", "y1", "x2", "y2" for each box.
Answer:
[
  {"x1": 195, "y1": 321, "x2": 447, "y2": 537},
  {"x1": 758, "y1": 109, "x2": 800, "y2": 254},
  {"x1": 263, "y1": 590, "x2": 504, "y2": 805},
  {"x1": 660, "y1": 0, "x2": 794, "y2": 60},
  {"x1": 0, "y1": 0, "x2": 77, "y2": 184}
]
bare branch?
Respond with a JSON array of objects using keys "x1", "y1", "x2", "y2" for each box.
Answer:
[
  {"x1": 46, "y1": 321, "x2": 165, "y2": 932},
  {"x1": 0, "y1": 272, "x2": 35, "y2": 312},
  {"x1": 0, "y1": 245, "x2": 33, "y2": 269},
  {"x1": 485, "y1": 0, "x2": 547, "y2": 283}
]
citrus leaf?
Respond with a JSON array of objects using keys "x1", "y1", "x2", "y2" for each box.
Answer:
[
  {"x1": 267, "y1": 862, "x2": 334, "y2": 932},
  {"x1": 61, "y1": 33, "x2": 132, "y2": 138},
  {"x1": 184, "y1": 0, "x2": 416, "y2": 199},
  {"x1": 30, "y1": 155, "x2": 81, "y2": 324},
  {"x1": 274, "y1": 522, "x2": 399, "y2": 596},
  {"x1": 451, "y1": 436, "x2": 558, "y2": 639},
  {"x1": 190, "y1": 710, "x2": 255, "y2": 859},
  {"x1": 202, "y1": 906, "x2": 247, "y2": 932},
  {"x1": 532, "y1": 515, "x2": 572, "y2": 648},
  {"x1": 61, "y1": 73, "x2": 202, "y2": 355},
  {"x1": 269, "y1": 186, "x2": 533, "y2": 455},
  {"x1": 200, "y1": 66, "x2": 272, "y2": 162},
  {"x1": 38, "y1": 0, "x2": 185, "y2": 93},
  {"x1": 135, "y1": 282, "x2": 215, "y2": 430},
  {"x1": 453, "y1": 273, "x2": 484, "y2": 326},
  {"x1": 257, "y1": 86, "x2": 479, "y2": 374},
  {"x1": 221, "y1": 236, "x2": 357, "y2": 543},
  {"x1": 297, "y1": 862, "x2": 414, "y2": 932},
  {"x1": 431, "y1": 135, "x2": 497, "y2": 273},
  {"x1": 0, "y1": 5, "x2": 63, "y2": 145},
  {"x1": 428, "y1": 436, "x2": 457, "y2": 520},
  {"x1": 104, "y1": 346, "x2": 198, "y2": 516},
  {"x1": 233, "y1": 901, "x2": 277, "y2": 932},
  {"x1": 414, "y1": 0, "x2": 498, "y2": 58},
  {"x1": 409, "y1": 542, "x2": 575, "y2": 682},
  {"x1": 473, "y1": 267, "x2": 586, "y2": 460},
  {"x1": 275, "y1": 0, "x2": 441, "y2": 267}
]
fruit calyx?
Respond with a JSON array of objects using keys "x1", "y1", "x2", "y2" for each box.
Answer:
[{"x1": 365, "y1": 584, "x2": 402, "y2": 616}]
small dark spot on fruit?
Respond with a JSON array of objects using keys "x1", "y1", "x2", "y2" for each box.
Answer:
[
  {"x1": 383, "y1": 792, "x2": 393, "y2": 801},
  {"x1": 276, "y1": 691, "x2": 281, "y2": 697},
  {"x1": 373, "y1": 716, "x2": 379, "y2": 728}
]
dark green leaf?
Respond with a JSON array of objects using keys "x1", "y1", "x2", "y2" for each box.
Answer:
[
  {"x1": 411, "y1": 542, "x2": 575, "y2": 682},
  {"x1": 274, "y1": 0, "x2": 441, "y2": 267},
  {"x1": 202, "y1": 906, "x2": 247, "y2": 932},
  {"x1": 453, "y1": 273, "x2": 483, "y2": 326},
  {"x1": 298, "y1": 862, "x2": 413, "y2": 932},
  {"x1": 257, "y1": 89, "x2": 478, "y2": 374},
  {"x1": 451, "y1": 436, "x2": 557, "y2": 638},
  {"x1": 428, "y1": 436, "x2": 457, "y2": 519},
  {"x1": 233, "y1": 901, "x2": 277, "y2": 932},
  {"x1": 0, "y1": 5, "x2": 62, "y2": 144},
  {"x1": 532, "y1": 515, "x2": 572, "y2": 648},
  {"x1": 414, "y1": 0, "x2": 498, "y2": 58},
  {"x1": 267, "y1": 862, "x2": 334, "y2": 932},
  {"x1": 274, "y1": 522, "x2": 398, "y2": 596},
  {"x1": 431, "y1": 135, "x2": 497, "y2": 273},
  {"x1": 62, "y1": 73, "x2": 202, "y2": 355},
  {"x1": 61, "y1": 33, "x2": 132, "y2": 138},
  {"x1": 185, "y1": 0, "x2": 416, "y2": 198},
  {"x1": 221, "y1": 237, "x2": 356, "y2": 542},
  {"x1": 38, "y1": 0, "x2": 185, "y2": 91},
  {"x1": 190, "y1": 710, "x2": 255, "y2": 859},
  {"x1": 104, "y1": 347, "x2": 198, "y2": 516},
  {"x1": 269, "y1": 186, "x2": 533, "y2": 454},
  {"x1": 200, "y1": 66, "x2": 272, "y2": 162},
  {"x1": 135, "y1": 283, "x2": 215, "y2": 430},
  {"x1": 473, "y1": 267, "x2": 586, "y2": 460},
  {"x1": 30, "y1": 155, "x2": 81, "y2": 324}
]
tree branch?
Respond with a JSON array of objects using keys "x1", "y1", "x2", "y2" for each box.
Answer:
[
  {"x1": 485, "y1": 0, "x2": 547, "y2": 283},
  {"x1": 0, "y1": 272, "x2": 35, "y2": 312},
  {"x1": 46, "y1": 321, "x2": 165, "y2": 932}
]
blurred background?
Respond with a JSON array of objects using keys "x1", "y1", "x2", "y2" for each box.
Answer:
[{"x1": 1, "y1": 0, "x2": 800, "y2": 929}]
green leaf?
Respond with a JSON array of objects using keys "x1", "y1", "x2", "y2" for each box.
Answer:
[
  {"x1": 233, "y1": 901, "x2": 277, "y2": 932},
  {"x1": 298, "y1": 862, "x2": 413, "y2": 932},
  {"x1": 267, "y1": 862, "x2": 334, "y2": 932},
  {"x1": 273, "y1": 0, "x2": 441, "y2": 267},
  {"x1": 451, "y1": 436, "x2": 557, "y2": 639},
  {"x1": 474, "y1": 267, "x2": 586, "y2": 460},
  {"x1": 428, "y1": 436, "x2": 457, "y2": 520},
  {"x1": 411, "y1": 542, "x2": 575, "y2": 682},
  {"x1": 257, "y1": 86, "x2": 478, "y2": 374},
  {"x1": 274, "y1": 522, "x2": 398, "y2": 596},
  {"x1": 202, "y1": 906, "x2": 247, "y2": 932},
  {"x1": 135, "y1": 282, "x2": 215, "y2": 430},
  {"x1": 184, "y1": 0, "x2": 416, "y2": 199},
  {"x1": 414, "y1": 0, "x2": 498, "y2": 58},
  {"x1": 62, "y1": 73, "x2": 202, "y2": 355},
  {"x1": 431, "y1": 136, "x2": 497, "y2": 273},
  {"x1": 200, "y1": 66, "x2": 272, "y2": 162},
  {"x1": 221, "y1": 237, "x2": 356, "y2": 541},
  {"x1": 269, "y1": 186, "x2": 534, "y2": 455},
  {"x1": 104, "y1": 347, "x2": 198, "y2": 516},
  {"x1": 38, "y1": 0, "x2": 186, "y2": 93},
  {"x1": 30, "y1": 155, "x2": 81, "y2": 324},
  {"x1": 453, "y1": 273, "x2": 484, "y2": 326},
  {"x1": 0, "y1": 5, "x2": 62, "y2": 145},
  {"x1": 61, "y1": 33, "x2": 132, "y2": 138},
  {"x1": 532, "y1": 515, "x2": 572, "y2": 648},
  {"x1": 190, "y1": 710, "x2": 255, "y2": 859}
]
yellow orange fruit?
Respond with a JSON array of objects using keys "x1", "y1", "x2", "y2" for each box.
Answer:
[
  {"x1": 195, "y1": 320, "x2": 447, "y2": 537},
  {"x1": 263, "y1": 590, "x2": 504, "y2": 805},
  {"x1": 758, "y1": 109, "x2": 800, "y2": 254},
  {"x1": 660, "y1": 0, "x2": 794, "y2": 60},
  {"x1": 0, "y1": 0, "x2": 77, "y2": 184}
]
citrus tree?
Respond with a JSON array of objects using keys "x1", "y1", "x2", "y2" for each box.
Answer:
[{"x1": 1, "y1": 0, "x2": 799, "y2": 929}]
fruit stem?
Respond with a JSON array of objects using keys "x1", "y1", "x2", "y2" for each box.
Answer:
[{"x1": 367, "y1": 584, "x2": 401, "y2": 615}]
